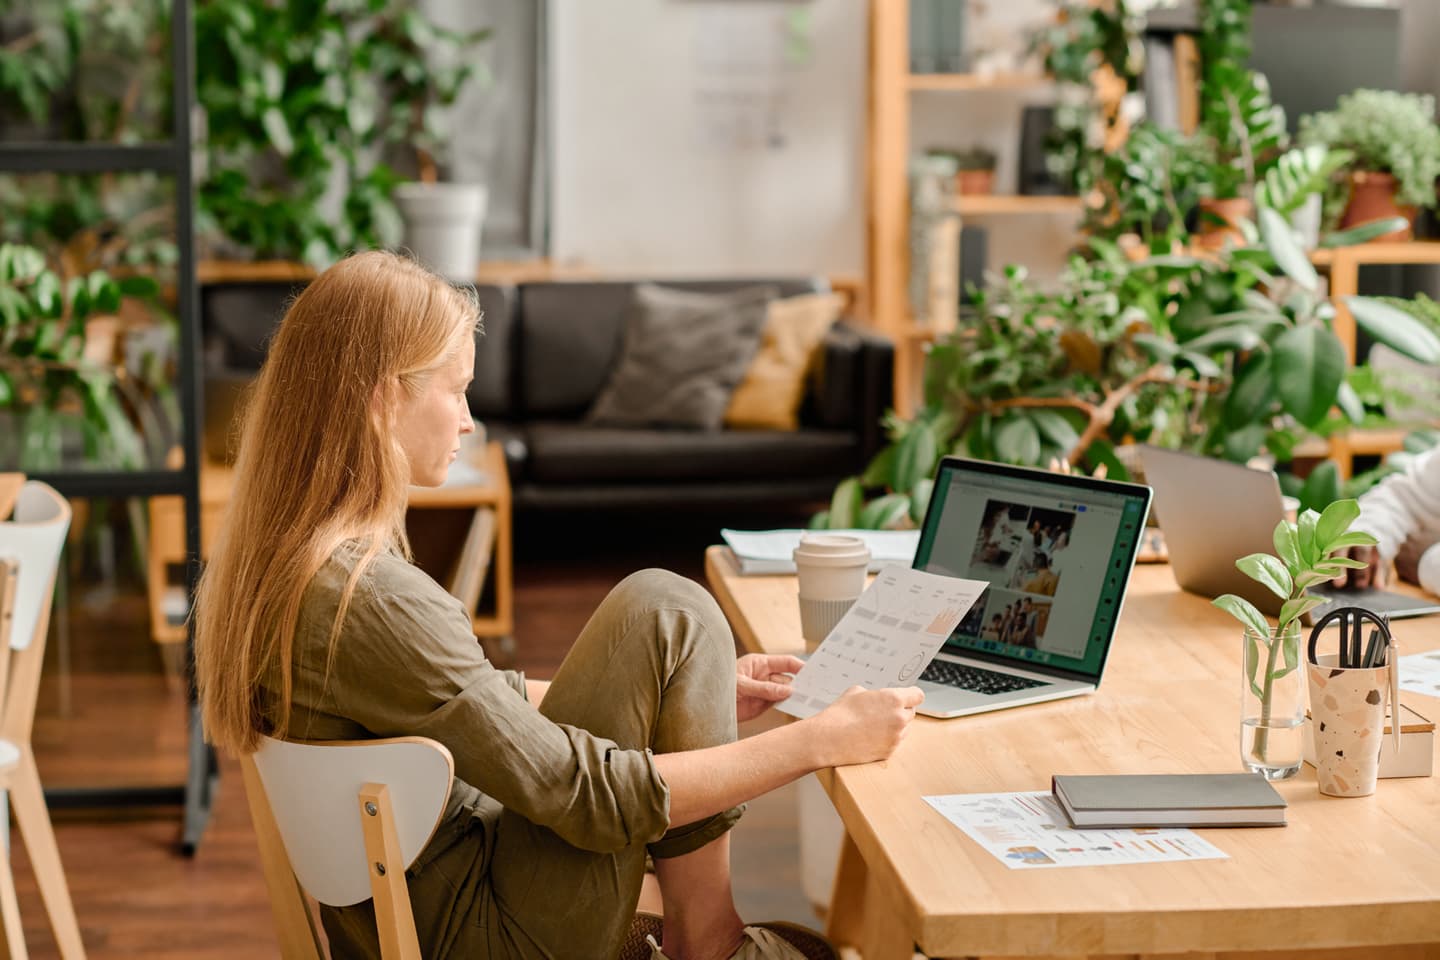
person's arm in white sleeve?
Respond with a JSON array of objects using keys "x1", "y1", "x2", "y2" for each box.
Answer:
[{"x1": 1344, "y1": 447, "x2": 1440, "y2": 590}]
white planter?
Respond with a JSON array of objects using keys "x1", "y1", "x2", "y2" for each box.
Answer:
[
  {"x1": 798, "y1": 773, "x2": 845, "y2": 913},
  {"x1": 393, "y1": 182, "x2": 488, "y2": 282}
]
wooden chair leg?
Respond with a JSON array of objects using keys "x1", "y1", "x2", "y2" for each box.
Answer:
[
  {"x1": 9, "y1": 757, "x2": 83, "y2": 959},
  {"x1": 0, "y1": 846, "x2": 28, "y2": 960}
]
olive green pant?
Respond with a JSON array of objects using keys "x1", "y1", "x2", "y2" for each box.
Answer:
[{"x1": 326, "y1": 569, "x2": 743, "y2": 960}]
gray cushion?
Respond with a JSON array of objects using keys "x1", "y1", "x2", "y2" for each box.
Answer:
[
  {"x1": 585, "y1": 284, "x2": 775, "y2": 430},
  {"x1": 517, "y1": 278, "x2": 825, "y2": 416},
  {"x1": 524, "y1": 421, "x2": 859, "y2": 484}
]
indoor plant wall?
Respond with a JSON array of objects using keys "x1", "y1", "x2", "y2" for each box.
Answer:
[
  {"x1": 816, "y1": 206, "x2": 1440, "y2": 531},
  {"x1": 194, "y1": 0, "x2": 488, "y2": 267}
]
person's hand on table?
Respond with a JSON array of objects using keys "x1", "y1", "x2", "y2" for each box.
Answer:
[
  {"x1": 735, "y1": 653, "x2": 804, "y2": 722},
  {"x1": 1333, "y1": 545, "x2": 1385, "y2": 590}
]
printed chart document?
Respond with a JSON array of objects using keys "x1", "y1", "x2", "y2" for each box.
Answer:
[
  {"x1": 923, "y1": 792, "x2": 1229, "y2": 869},
  {"x1": 1399, "y1": 650, "x2": 1440, "y2": 699},
  {"x1": 776, "y1": 565, "x2": 987, "y2": 720}
]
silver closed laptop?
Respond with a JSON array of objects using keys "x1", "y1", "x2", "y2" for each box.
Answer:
[
  {"x1": 1137, "y1": 445, "x2": 1440, "y2": 621},
  {"x1": 909, "y1": 457, "x2": 1152, "y2": 719}
]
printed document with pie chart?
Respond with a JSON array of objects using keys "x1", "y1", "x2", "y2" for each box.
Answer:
[{"x1": 777, "y1": 565, "x2": 988, "y2": 720}]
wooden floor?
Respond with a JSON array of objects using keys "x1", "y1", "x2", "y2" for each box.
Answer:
[{"x1": 14, "y1": 507, "x2": 821, "y2": 958}]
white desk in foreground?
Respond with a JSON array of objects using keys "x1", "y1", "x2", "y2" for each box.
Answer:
[{"x1": 704, "y1": 546, "x2": 1440, "y2": 960}]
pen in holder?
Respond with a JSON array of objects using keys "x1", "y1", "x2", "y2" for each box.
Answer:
[{"x1": 1305, "y1": 607, "x2": 1402, "y2": 798}]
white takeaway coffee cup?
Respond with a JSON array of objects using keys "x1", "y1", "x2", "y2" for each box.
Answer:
[{"x1": 794, "y1": 533, "x2": 871, "y2": 652}]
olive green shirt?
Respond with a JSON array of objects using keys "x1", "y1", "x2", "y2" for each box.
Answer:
[{"x1": 274, "y1": 544, "x2": 672, "y2": 953}]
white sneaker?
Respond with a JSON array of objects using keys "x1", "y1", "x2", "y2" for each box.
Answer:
[{"x1": 645, "y1": 923, "x2": 831, "y2": 960}]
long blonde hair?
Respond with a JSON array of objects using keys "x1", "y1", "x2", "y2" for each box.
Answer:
[{"x1": 195, "y1": 251, "x2": 479, "y2": 754}]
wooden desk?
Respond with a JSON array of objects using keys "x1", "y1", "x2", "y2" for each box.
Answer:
[{"x1": 704, "y1": 546, "x2": 1440, "y2": 960}]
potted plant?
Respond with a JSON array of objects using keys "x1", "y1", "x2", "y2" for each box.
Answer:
[
  {"x1": 953, "y1": 147, "x2": 998, "y2": 196},
  {"x1": 384, "y1": 9, "x2": 492, "y2": 281},
  {"x1": 1298, "y1": 90, "x2": 1440, "y2": 242},
  {"x1": 814, "y1": 204, "x2": 1440, "y2": 531},
  {"x1": 1211, "y1": 498, "x2": 1377, "y2": 779},
  {"x1": 0, "y1": 242, "x2": 171, "y2": 471},
  {"x1": 1193, "y1": 0, "x2": 1288, "y2": 251},
  {"x1": 193, "y1": 2, "x2": 488, "y2": 268}
]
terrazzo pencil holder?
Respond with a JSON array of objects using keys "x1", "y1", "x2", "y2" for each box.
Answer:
[{"x1": 1306, "y1": 652, "x2": 1397, "y2": 798}]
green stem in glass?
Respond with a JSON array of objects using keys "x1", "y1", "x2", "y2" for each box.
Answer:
[{"x1": 1252, "y1": 627, "x2": 1284, "y2": 763}]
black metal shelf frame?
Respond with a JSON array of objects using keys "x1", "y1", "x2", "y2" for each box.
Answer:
[{"x1": 0, "y1": 1, "x2": 215, "y2": 854}]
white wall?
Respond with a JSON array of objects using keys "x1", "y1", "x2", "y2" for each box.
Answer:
[{"x1": 550, "y1": 0, "x2": 865, "y2": 277}]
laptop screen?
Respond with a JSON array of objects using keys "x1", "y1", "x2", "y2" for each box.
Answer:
[{"x1": 912, "y1": 457, "x2": 1152, "y2": 682}]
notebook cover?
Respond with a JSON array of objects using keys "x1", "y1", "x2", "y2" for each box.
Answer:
[{"x1": 1052, "y1": 773, "x2": 1287, "y2": 812}]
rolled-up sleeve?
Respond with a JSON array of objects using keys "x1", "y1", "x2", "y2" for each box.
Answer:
[{"x1": 330, "y1": 558, "x2": 671, "y2": 853}]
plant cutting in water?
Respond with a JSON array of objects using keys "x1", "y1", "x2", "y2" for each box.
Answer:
[{"x1": 1212, "y1": 497, "x2": 1377, "y2": 765}]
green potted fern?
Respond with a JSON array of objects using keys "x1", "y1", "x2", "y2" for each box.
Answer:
[{"x1": 1211, "y1": 498, "x2": 1378, "y2": 780}]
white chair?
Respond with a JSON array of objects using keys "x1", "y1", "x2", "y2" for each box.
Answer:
[
  {"x1": 0, "y1": 480, "x2": 85, "y2": 958},
  {"x1": 241, "y1": 735, "x2": 454, "y2": 960}
]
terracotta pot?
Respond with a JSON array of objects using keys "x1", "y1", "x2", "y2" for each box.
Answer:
[
  {"x1": 1341, "y1": 171, "x2": 1416, "y2": 243},
  {"x1": 1195, "y1": 197, "x2": 1254, "y2": 251},
  {"x1": 956, "y1": 169, "x2": 995, "y2": 196}
]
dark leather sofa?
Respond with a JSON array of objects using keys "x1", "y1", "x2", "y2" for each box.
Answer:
[{"x1": 201, "y1": 276, "x2": 894, "y2": 511}]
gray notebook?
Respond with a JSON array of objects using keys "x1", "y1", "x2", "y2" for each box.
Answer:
[{"x1": 1052, "y1": 773, "x2": 1287, "y2": 828}]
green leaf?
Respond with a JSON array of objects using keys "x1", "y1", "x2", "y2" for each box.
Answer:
[
  {"x1": 1083, "y1": 438, "x2": 1131, "y2": 482},
  {"x1": 1260, "y1": 206, "x2": 1319, "y2": 291},
  {"x1": 1335, "y1": 381, "x2": 1364, "y2": 423},
  {"x1": 1272, "y1": 325, "x2": 1346, "y2": 428},
  {"x1": 1300, "y1": 460, "x2": 1341, "y2": 514},
  {"x1": 1280, "y1": 622, "x2": 1301, "y2": 676},
  {"x1": 893, "y1": 425, "x2": 938, "y2": 495},
  {"x1": 1321, "y1": 217, "x2": 1411, "y2": 248},
  {"x1": 1236, "y1": 553, "x2": 1293, "y2": 600},
  {"x1": 807, "y1": 510, "x2": 831, "y2": 531},
  {"x1": 1226, "y1": 352, "x2": 1272, "y2": 428},
  {"x1": 909, "y1": 477, "x2": 934, "y2": 525},
  {"x1": 261, "y1": 107, "x2": 295, "y2": 156},
  {"x1": 829, "y1": 477, "x2": 862, "y2": 530},
  {"x1": 1214, "y1": 594, "x2": 1270, "y2": 639},
  {"x1": 1029, "y1": 409, "x2": 1080, "y2": 453},
  {"x1": 1294, "y1": 570, "x2": 1335, "y2": 590},
  {"x1": 1326, "y1": 530, "x2": 1378, "y2": 550},
  {"x1": 1322, "y1": 556, "x2": 1369, "y2": 569},
  {"x1": 1272, "y1": 519, "x2": 1301, "y2": 571},
  {"x1": 1346, "y1": 296, "x2": 1440, "y2": 365},
  {"x1": 860, "y1": 445, "x2": 898, "y2": 489},
  {"x1": 1279, "y1": 595, "x2": 1326, "y2": 625},
  {"x1": 857, "y1": 493, "x2": 910, "y2": 531},
  {"x1": 0, "y1": 372, "x2": 10, "y2": 405},
  {"x1": 1315, "y1": 497, "x2": 1360, "y2": 550},
  {"x1": 993, "y1": 413, "x2": 1042, "y2": 465},
  {"x1": 1297, "y1": 509, "x2": 1320, "y2": 566},
  {"x1": 117, "y1": 275, "x2": 160, "y2": 298}
]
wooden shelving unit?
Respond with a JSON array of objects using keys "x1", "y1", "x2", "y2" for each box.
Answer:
[
  {"x1": 906, "y1": 72, "x2": 1049, "y2": 92},
  {"x1": 1311, "y1": 241, "x2": 1440, "y2": 477},
  {"x1": 866, "y1": 2, "x2": 1084, "y2": 416},
  {"x1": 953, "y1": 195, "x2": 1085, "y2": 216}
]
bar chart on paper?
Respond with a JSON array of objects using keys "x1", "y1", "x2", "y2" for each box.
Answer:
[{"x1": 923, "y1": 792, "x2": 1230, "y2": 869}]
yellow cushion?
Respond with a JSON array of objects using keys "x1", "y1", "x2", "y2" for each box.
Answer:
[{"x1": 724, "y1": 292, "x2": 846, "y2": 431}]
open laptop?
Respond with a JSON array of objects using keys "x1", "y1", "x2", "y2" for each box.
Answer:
[
  {"x1": 1138, "y1": 445, "x2": 1440, "y2": 621},
  {"x1": 908, "y1": 456, "x2": 1153, "y2": 718}
]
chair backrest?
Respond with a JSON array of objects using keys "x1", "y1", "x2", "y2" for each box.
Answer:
[
  {"x1": 0, "y1": 481, "x2": 70, "y2": 653},
  {"x1": 249, "y1": 736, "x2": 454, "y2": 908}
]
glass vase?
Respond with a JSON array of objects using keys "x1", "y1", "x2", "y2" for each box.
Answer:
[{"x1": 1240, "y1": 624, "x2": 1305, "y2": 781}]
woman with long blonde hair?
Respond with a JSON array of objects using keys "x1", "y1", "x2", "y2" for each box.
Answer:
[{"x1": 195, "y1": 251, "x2": 921, "y2": 960}]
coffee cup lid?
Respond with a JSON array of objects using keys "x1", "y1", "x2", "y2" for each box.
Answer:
[{"x1": 794, "y1": 533, "x2": 871, "y2": 566}]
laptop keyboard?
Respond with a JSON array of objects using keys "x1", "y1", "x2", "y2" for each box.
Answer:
[{"x1": 920, "y1": 659, "x2": 1049, "y2": 696}]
